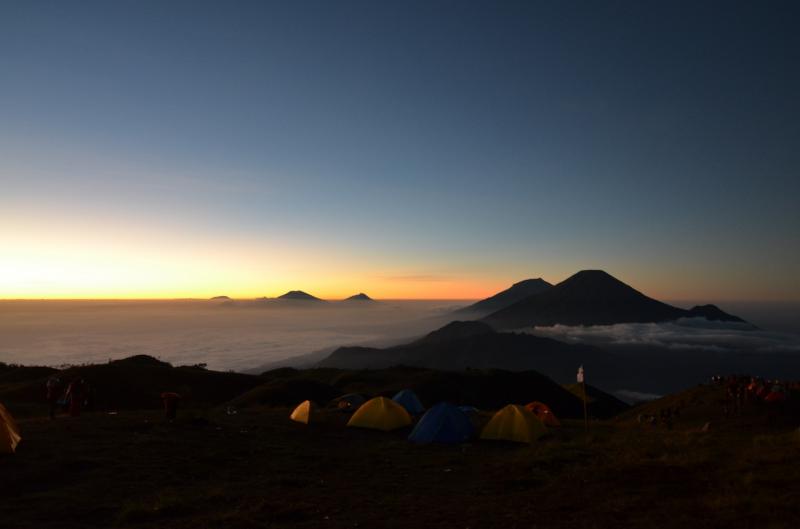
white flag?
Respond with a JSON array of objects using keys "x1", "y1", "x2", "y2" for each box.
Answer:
[{"x1": 577, "y1": 365, "x2": 584, "y2": 384}]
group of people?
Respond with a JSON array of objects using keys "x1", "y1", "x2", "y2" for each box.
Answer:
[
  {"x1": 45, "y1": 376, "x2": 92, "y2": 419},
  {"x1": 45, "y1": 377, "x2": 181, "y2": 421},
  {"x1": 711, "y1": 374, "x2": 795, "y2": 418}
]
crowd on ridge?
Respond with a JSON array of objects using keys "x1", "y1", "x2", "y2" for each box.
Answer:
[{"x1": 711, "y1": 374, "x2": 795, "y2": 418}]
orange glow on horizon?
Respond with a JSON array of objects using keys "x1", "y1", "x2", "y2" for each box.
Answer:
[{"x1": 2, "y1": 218, "x2": 795, "y2": 303}]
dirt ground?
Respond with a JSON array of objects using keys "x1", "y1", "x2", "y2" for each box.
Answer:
[{"x1": 2, "y1": 407, "x2": 799, "y2": 529}]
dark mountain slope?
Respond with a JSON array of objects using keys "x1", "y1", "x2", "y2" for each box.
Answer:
[
  {"x1": 320, "y1": 322, "x2": 615, "y2": 385},
  {"x1": 456, "y1": 278, "x2": 553, "y2": 315}
]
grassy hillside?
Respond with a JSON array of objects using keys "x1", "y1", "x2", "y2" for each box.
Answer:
[{"x1": 1, "y1": 405, "x2": 798, "y2": 529}]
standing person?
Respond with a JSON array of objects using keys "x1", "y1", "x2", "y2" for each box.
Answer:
[
  {"x1": 65, "y1": 378, "x2": 86, "y2": 417},
  {"x1": 160, "y1": 392, "x2": 181, "y2": 422},
  {"x1": 46, "y1": 376, "x2": 62, "y2": 419}
]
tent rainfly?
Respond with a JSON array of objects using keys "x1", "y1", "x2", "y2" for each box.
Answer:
[{"x1": 347, "y1": 397, "x2": 412, "y2": 432}]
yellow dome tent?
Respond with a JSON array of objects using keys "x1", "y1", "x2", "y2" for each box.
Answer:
[
  {"x1": 525, "y1": 401, "x2": 561, "y2": 427},
  {"x1": 290, "y1": 400, "x2": 313, "y2": 424},
  {"x1": 347, "y1": 396, "x2": 412, "y2": 432},
  {"x1": 0, "y1": 403, "x2": 21, "y2": 454},
  {"x1": 480, "y1": 404, "x2": 546, "y2": 443}
]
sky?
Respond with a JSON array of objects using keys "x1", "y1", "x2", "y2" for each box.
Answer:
[{"x1": 1, "y1": 1, "x2": 798, "y2": 301}]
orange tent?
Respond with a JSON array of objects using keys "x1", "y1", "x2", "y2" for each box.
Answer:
[
  {"x1": 290, "y1": 400, "x2": 313, "y2": 424},
  {"x1": 0, "y1": 403, "x2": 21, "y2": 454},
  {"x1": 524, "y1": 401, "x2": 561, "y2": 427},
  {"x1": 480, "y1": 405, "x2": 546, "y2": 444},
  {"x1": 347, "y1": 397, "x2": 412, "y2": 432}
]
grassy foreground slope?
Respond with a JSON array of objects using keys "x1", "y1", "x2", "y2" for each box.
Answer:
[{"x1": 2, "y1": 402, "x2": 799, "y2": 529}]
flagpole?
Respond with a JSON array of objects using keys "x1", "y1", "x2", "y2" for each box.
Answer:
[
  {"x1": 581, "y1": 378, "x2": 589, "y2": 433},
  {"x1": 577, "y1": 365, "x2": 588, "y2": 433}
]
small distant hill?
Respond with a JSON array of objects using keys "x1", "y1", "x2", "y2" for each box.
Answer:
[
  {"x1": 456, "y1": 278, "x2": 552, "y2": 315},
  {"x1": 277, "y1": 290, "x2": 323, "y2": 301},
  {"x1": 685, "y1": 304, "x2": 748, "y2": 324},
  {"x1": 210, "y1": 295, "x2": 231, "y2": 300},
  {"x1": 343, "y1": 293, "x2": 373, "y2": 302},
  {"x1": 0, "y1": 355, "x2": 262, "y2": 413},
  {"x1": 482, "y1": 270, "x2": 749, "y2": 329}
]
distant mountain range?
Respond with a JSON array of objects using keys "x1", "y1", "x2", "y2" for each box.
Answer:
[
  {"x1": 310, "y1": 270, "x2": 777, "y2": 395},
  {"x1": 218, "y1": 291, "x2": 378, "y2": 307},
  {"x1": 479, "y1": 270, "x2": 749, "y2": 329}
]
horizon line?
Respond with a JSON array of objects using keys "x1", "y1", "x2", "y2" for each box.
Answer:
[{"x1": 1, "y1": 296, "x2": 799, "y2": 304}]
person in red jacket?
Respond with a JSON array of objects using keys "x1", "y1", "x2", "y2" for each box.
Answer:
[
  {"x1": 65, "y1": 378, "x2": 86, "y2": 417},
  {"x1": 160, "y1": 392, "x2": 182, "y2": 422}
]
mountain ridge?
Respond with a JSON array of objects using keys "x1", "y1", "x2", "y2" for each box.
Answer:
[
  {"x1": 456, "y1": 278, "x2": 552, "y2": 315},
  {"x1": 482, "y1": 270, "x2": 748, "y2": 329},
  {"x1": 277, "y1": 290, "x2": 323, "y2": 301}
]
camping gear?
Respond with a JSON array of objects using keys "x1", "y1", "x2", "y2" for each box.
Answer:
[
  {"x1": 290, "y1": 400, "x2": 313, "y2": 424},
  {"x1": 525, "y1": 401, "x2": 561, "y2": 427},
  {"x1": 334, "y1": 393, "x2": 366, "y2": 412},
  {"x1": 347, "y1": 397, "x2": 412, "y2": 432},
  {"x1": 408, "y1": 402, "x2": 474, "y2": 444},
  {"x1": 480, "y1": 404, "x2": 546, "y2": 443},
  {"x1": 392, "y1": 389, "x2": 425, "y2": 415},
  {"x1": 0, "y1": 403, "x2": 21, "y2": 454}
]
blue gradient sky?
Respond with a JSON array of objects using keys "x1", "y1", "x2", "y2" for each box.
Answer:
[{"x1": 1, "y1": 1, "x2": 798, "y2": 300}]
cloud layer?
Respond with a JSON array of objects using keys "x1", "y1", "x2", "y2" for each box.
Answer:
[{"x1": 527, "y1": 318, "x2": 800, "y2": 355}]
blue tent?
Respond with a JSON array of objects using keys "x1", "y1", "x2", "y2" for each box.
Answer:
[
  {"x1": 408, "y1": 402, "x2": 475, "y2": 445},
  {"x1": 392, "y1": 389, "x2": 425, "y2": 415}
]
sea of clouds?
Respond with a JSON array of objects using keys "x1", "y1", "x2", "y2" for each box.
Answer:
[
  {"x1": 527, "y1": 317, "x2": 800, "y2": 355},
  {"x1": 0, "y1": 299, "x2": 461, "y2": 371}
]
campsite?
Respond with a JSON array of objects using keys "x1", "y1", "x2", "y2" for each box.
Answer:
[
  {"x1": 1, "y1": 358, "x2": 799, "y2": 528},
  {"x1": 4, "y1": 2, "x2": 800, "y2": 528}
]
